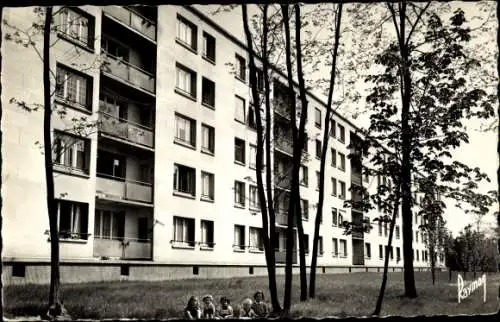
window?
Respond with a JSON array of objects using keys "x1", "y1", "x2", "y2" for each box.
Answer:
[
  {"x1": 57, "y1": 199, "x2": 89, "y2": 240},
  {"x1": 339, "y1": 181, "x2": 346, "y2": 199},
  {"x1": 137, "y1": 217, "x2": 149, "y2": 241},
  {"x1": 314, "y1": 108, "x2": 321, "y2": 128},
  {"x1": 299, "y1": 165, "x2": 308, "y2": 186},
  {"x1": 249, "y1": 144, "x2": 257, "y2": 169},
  {"x1": 390, "y1": 246, "x2": 394, "y2": 260},
  {"x1": 332, "y1": 207, "x2": 338, "y2": 226},
  {"x1": 331, "y1": 178, "x2": 337, "y2": 196},
  {"x1": 173, "y1": 164, "x2": 196, "y2": 196},
  {"x1": 316, "y1": 171, "x2": 321, "y2": 190},
  {"x1": 234, "y1": 181, "x2": 245, "y2": 207},
  {"x1": 301, "y1": 199, "x2": 309, "y2": 221},
  {"x1": 303, "y1": 134, "x2": 308, "y2": 152},
  {"x1": 175, "y1": 114, "x2": 196, "y2": 147},
  {"x1": 249, "y1": 185, "x2": 259, "y2": 209},
  {"x1": 331, "y1": 148, "x2": 337, "y2": 167},
  {"x1": 315, "y1": 139, "x2": 322, "y2": 159},
  {"x1": 338, "y1": 124, "x2": 345, "y2": 143},
  {"x1": 173, "y1": 216, "x2": 195, "y2": 247},
  {"x1": 318, "y1": 236, "x2": 324, "y2": 256},
  {"x1": 363, "y1": 168, "x2": 370, "y2": 183},
  {"x1": 247, "y1": 103, "x2": 257, "y2": 129},
  {"x1": 233, "y1": 225, "x2": 245, "y2": 250},
  {"x1": 96, "y1": 150, "x2": 125, "y2": 178},
  {"x1": 235, "y1": 95, "x2": 246, "y2": 123},
  {"x1": 234, "y1": 138, "x2": 246, "y2": 164},
  {"x1": 200, "y1": 220, "x2": 214, "y2": 248},
  {"x1": 395, "y1": 225, "x2": 400, "y2": 239},
  {"x1": 175, "y1": 64, "x2": 197, "y2": 98},
  {"x1": 202, "y1": 77, "x2": 215, "y2": 108},
  {"x1": 396, "y1": 247, "x2": 401, "y2": 261},
  {"x1": 338, "y1": 152, "x2": 346, "y2": 171},
  {"x1": 202, "y1": 32, "x2": 216, "y2": 62},
  {"x1": 416, "y1": 231, "x2": 419, "y2": 242},
  {"x1": 53, "y1": 131, "x2": 90, "y2": 173},
  {"x1": 201, "y1": 171, "x2": 214, "y2": 201},
  {"x1": 422, "y1": 250, "x2": 425, "y2": 261},
  {"x1": 379, "y1": 245, "x2": 383, "y2": 259},
  {"x1": 338, "y1": 210, "x2": 345, "y2": 226},
  {"x1": 332, "y1": 238, "x2": 338, "y2": 256},
  {"x1": 235, "y1": 54, "x2": 246, "y2": 81},
  {"x1": 176, "y1": 16, "x2": 197, "y2": 50},
  {"x1": 384, "y1": 222, "x2": 388, "y2": 237},
  {"x1": 58, "y1": 8, "x2": 94, "y2": 49},
  {"x1": 416, "y1": 250, "x2": 420, "y2": 261},
  {"x1": 55, "y1": 65, "x2": 92, "y2": 109},
  {"x1": 330, "y1": 119, "x2": 336, "y2": 137},
  {"x1": 304, "y1": 234, "x2": 310, "y2": 254},
  {"x1": 365, "y1": 243, "x2": 371, "y2": 258},
  {"x1": 249, "y1": 227, "x2": 264, "y2": 251},
  {"x1": 201, "y1": 124, "x2": 215, "y2": 154},
  {"x1": 378, "y1": 221, "x2": 382, "y2": 236},
  {"x1": 339, "y1": 239, "x2": 347, "y2": 257}
]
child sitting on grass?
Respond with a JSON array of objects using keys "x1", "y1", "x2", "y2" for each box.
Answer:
[
  {"x1": 239, "y1": 298, "x2": 256, "y2": 319},
  {"x1": 251, "y1": 290, "x2": 268, "y2": 318},
  {"x1": 184, "y1": 296, "x2": 201, "y2": 320},
  {"x1": 202, "y1": 294, "x2": 216, "y2": 319},
  {"x1": 217, "y1": 296, "x2": 234, "y2": 319}
]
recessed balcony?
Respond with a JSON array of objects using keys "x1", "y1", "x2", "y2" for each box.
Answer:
[
  {"x1": 96, "y1": 174, "x2": 153, "y2": 204},
  {"x1": 102, "y1": 6, "x2": 156, "y2": 42},
  {"x1": 98, "y1": 111, "x2": 154, "y2": 149},
  {"x1": 93, "y1": 237, "x2": 152, "y2": 260},
  {"x1": 102, "y1": 53, "x2": 156, "y2": 95}
]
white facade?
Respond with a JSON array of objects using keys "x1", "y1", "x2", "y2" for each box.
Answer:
[{"x1": 1, "y1": 5, "x2": 443, "y2": 278}]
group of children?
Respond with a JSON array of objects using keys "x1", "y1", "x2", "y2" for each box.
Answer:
[{"x1": 184, "y1": 290, "x2": 269, "y2": 319}]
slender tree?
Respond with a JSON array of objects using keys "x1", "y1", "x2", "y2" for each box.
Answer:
[
  {"x1": 241, "y1": 4, "x2": 281, "y2": 313},
  {"x1": 309, "y1": 2, "x2": 343, "y2": 299}
]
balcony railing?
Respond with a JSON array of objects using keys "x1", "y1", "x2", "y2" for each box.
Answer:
[
  {"x1": 103, "y1": 6, "x2": 156, "y2": 41},
  {"x1": 274, "y1": 172, "x2": 291, "y2": 190},
  {"x1": 275, "y1": 209, "x2": 297, "y2": 226},
  {"x1": 351, "y1": 172, "x2": 362, "y2": 186},
  {"x1": 274, "y1": 249, "x2": 297, "y2": 264},
  {"x1": 96, "y1": 174, "x2": 153, "y2": 203},
  {"x1": 93, "y1": 237, "x2": 152, "y2": 259},
  {"x1": 102, "y1": 53, "x2": 156, "y2": 94},
  {"x1": 98, "y1": 111, "x2": 154, "y2": 148},
  {"x1": 353, "y1": 254, "x2": 365, "y2": 265},
  {"x1": 274, "y1": 136, "x2": 293, "y2": 155}
]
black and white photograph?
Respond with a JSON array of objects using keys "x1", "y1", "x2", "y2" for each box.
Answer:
[{"x1": 0, "y1": 1, "x2": 499, "y2": 320}]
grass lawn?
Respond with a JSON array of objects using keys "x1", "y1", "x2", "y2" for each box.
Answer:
[{"x1": 4, "y1": 271, "x2": 500, "y2": 319}]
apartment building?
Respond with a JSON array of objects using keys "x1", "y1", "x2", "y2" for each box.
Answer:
[{"x1": 1, "y1": 5, "x2": 443, "y2": 285}]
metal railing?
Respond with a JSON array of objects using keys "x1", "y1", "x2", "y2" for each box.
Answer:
[
  {"x1": 102, "y1": 53, "x2": 156, "y2": 94},
  {"x1": 98, "y1": 110, "x2": 154, "y2": 148},
  {"x1": 96, "y1": 173, "x2": 153, "y2": 203},
  {"x1": 103, "y1": 6, "x2": 156, "y2": 41}
]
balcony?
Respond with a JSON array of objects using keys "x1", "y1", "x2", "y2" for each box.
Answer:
[
  {"x1": 98, "y1": 111, "x2": 154, "y2": 148},
  {"x1": 274, "y1": 249, "x2": 297, "y2": 264},
  {"x1": 351, "y1": 171, "x2": 362, "y2": 186},
  {"x1": 275, "y1": 209, "x2": 297, "y2": 226},
  {"x1": 102, "y1": 6, "x2": 156, "y2": 41},
  {"x1": 93, "y1": 237, "x2": 152, "y2": 259},
  {"x1": 353, "y1": 254, "x2": 365, "y2": 265},
  {"x1": 274, "y1": 102, "x2": 291, "y2": 120},
  {"x1": 102, "y1": 53, "x2": 156, "y2": 94},
  {"x1": 275, "y1": 172, "x2": 291, "y2": 190},
  {"x1": 352, "y1": 229, "x2": 364, "y2": 239},
  {"x1": 96, "y1": 174, "x2": 153, "y2": 204},
  {"x1": 274, "y1": 137, "x2": 293, "y2": 155}
]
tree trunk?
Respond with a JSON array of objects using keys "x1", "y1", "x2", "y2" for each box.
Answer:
[
  {"x1": 373, "y1": 184, "x2": 401, "y2": 316},
  {"x1": 43, "y1": 6, "x2": 66, "y2": 318},
  {"x1": 281, "y1": 4, "x2": 295, "y2": 314},
  {"x1": 395, "y1": 2, "x2": 418, "y2": 299},
  {"x1": 292, "y1": 3, "x2": 308, "y2": 302},
  {"x1": 241, "y1": 4, "x2": 281, "y2": 314},
  {"x1": 309, "y1": 3, "x2": 343, "y2": 299}
]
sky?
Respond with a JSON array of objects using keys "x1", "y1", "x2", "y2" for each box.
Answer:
[{"x1": 193, "y1": 2, "x2": 499, "y2": 237}]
